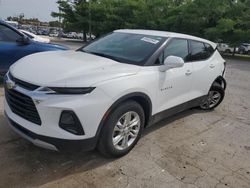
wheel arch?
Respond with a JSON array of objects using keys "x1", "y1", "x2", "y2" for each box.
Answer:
[
  {"x1": 95, "y1": 92, "x2": 152, "y2": 141},
  {"x1": 212, "y1": 76, "x2": 227, "y2": 90}
]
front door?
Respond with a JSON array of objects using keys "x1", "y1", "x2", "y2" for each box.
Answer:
[{"x1": 155, "y1": 38, "x2": 195, "y2": 114}]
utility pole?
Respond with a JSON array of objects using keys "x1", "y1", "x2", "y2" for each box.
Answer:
[
  {"x1": 59, "y1": 7, "x2": 62, "y2": 37},
  {"x1": 88, "y1": 0, "x2": 92, "y2": 40}
]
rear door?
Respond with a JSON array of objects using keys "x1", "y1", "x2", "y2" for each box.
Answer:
[{"x1": 188, "y1": 40, "x2": 220, "y2": 97}]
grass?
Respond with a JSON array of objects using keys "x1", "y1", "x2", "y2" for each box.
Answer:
[{"x1": 222, "y1": 54, "x2": 250, "y2": 61}]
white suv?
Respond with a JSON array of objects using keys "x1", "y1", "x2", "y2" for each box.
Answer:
[{"x1": 4, "y1": 30, "x2": 226, "y2": 157}]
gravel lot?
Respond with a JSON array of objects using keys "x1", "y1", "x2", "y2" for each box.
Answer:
[{"x1": 0, "y1": 41, "x2": 250, "y2": 188}]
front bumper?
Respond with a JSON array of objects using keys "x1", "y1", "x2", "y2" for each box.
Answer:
[
  {"x1": 4, "y1": 83, "x2": 112, "y2": 137},
  {"x1": 5, "y1": 112, "x2": 98, "y2": 151},
  {"x1": 3, "y1": 73, "x2": 113, "y2": 151}
]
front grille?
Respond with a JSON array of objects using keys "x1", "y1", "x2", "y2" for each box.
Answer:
[
  {"x1": 5, "y1": 88, "x2": 42, "y2": 125},
  {"x1": 9, "y1": 73, "x2": 39, "y2": 91}
]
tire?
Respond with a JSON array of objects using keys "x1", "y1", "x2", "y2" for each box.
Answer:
[
  {"x1": 225, "y1": 49, "x2": 231, "y2": 54},
  {"x1": 97, "y1": 100, "x2": 145, "y2": 158},
  {"x1": 200, "y1": 83, "x2": 225, "y2": 110}
]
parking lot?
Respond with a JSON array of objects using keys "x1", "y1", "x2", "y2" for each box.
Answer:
[{"x1": 0, "y1": 40, "x2": 250, "y2": 188}]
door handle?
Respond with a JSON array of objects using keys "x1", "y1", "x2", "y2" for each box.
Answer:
[
  {"x1": 185, "y1": 70, "x2": 192, "y2": 76},
  {"x1": 210, "y1": 64, "x2": 215, "y2": 68}
]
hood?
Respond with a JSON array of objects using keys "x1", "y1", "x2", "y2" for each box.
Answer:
[{"x1": 10, "y1": 50, "x2": 140, "y2": 87}]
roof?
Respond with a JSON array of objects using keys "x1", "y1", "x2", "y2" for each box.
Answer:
[{"x1": 115, "y1": 29, "x2": 216, "y2": 48}]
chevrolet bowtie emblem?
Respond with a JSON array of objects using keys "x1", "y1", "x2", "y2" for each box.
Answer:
[
  {"x1": 6, "y1": 80, "x2": 16, "y2": 90},
  {"x1": 33, "y1": 99, "x2": 42, "y2": 105}
]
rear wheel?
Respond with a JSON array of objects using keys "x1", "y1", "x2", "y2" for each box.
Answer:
[
  {"x1": 200, "y1": 84, "x2": 225, "y2": 110},
  {"x1": 98, "y1": 101, "x2": 144, "y2": 158}
]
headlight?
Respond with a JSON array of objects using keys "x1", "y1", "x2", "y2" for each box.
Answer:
[
  {"x1": 49, "y1": 87, "x2": 95, "y2": 94},
  {"x1": 37, "y1": 87, "x2": 95, "y2": 95}
]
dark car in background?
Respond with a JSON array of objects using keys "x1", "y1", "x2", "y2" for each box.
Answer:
[{"x1": 0, "y1": 20, "x2": 68, "y2": 76}]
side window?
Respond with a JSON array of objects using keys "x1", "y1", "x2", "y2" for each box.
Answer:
[
  {"x1": 164, "y1": 39, "x2": 189, "y2": 61},
  {"x1": 189, "y1": 41, "x2": 213, "y2": 61},
  {"x1": 0, "y1": 24, "x2": 21, "y2": 42},
  {"x1": 204, "y1": 43, "x2": 215, "y2": 57}
]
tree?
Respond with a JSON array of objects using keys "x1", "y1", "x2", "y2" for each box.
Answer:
[
  {"x1": 204, "y1": 0, "x2": 250, "y2": 55},
  {"x1": 52, "y1": 0, "x2": 250, "y2": 47},
  {"x1": 52, "y1": 0, "x2": 89, "y2": 41},
  {"x1": 49, "y1": 21, "x2": 61, "y2": 27}
]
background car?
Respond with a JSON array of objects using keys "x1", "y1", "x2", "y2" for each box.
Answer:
[
  {"x1": 20, "y1": 29, "x2": 50, "y2": 43},
  {"x1": 49, "y1": 31, "x2": 59, "y2": 37},
  {"x1": 238, "y1": 43, "x2": 250, "y2": 54},
  {"x1": 0, "y1": 20, "x2": 68, "y2": 76},
  {"x1": 217, "y1": 43, "x2": 238, "y2": 54},
  {"x1": 66, "y1": 32, "x2": 78, "y2": 39}
]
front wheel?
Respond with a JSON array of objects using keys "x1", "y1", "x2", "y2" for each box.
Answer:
[
  {"x1": 98, "y1": 101, "x2": 145, "y2": 158},
  {"x1": 200, "y1": 84, "x2": 225, "y2": 110}
]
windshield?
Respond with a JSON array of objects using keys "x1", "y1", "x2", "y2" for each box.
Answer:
[{"x1": 81, "y1": 32, "x2": 166, "y2": 65}]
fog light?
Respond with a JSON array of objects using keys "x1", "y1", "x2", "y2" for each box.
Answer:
[{"x1": 59, "y1": 111, "x2": 85, "y2": 135}]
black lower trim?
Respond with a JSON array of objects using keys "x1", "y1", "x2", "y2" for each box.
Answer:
[
  {"x1": 148, "y1": 95, "x2": 206, "y2": 126},
  {"x1": 6, "y1": 115, "x2": 98, "y2": 152}
]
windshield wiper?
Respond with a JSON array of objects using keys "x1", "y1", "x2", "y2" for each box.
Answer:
[
  {"x1": 82, "y1": 50, "x2": 122, "y2": 63},
  {"x1": 80, "y1": 48, "x2": 125, "y2": 63}
]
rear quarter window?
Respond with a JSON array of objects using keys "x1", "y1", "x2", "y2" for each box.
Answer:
[
  {"x1": 189, "y1": 40, "x2": 215, "y2": 61},
  {"x1": 204, "y1": 43, "x2": 215, "y2": 56}
]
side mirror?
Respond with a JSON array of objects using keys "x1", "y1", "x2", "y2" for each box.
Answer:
[
  {"x1": 16, "y1": 35, "x2": 30, "y2": 45},
  {"x1": 159, "y1": 56, "x2": 185, "y2": 72}
]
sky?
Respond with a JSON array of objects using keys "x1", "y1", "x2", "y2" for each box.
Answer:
[{"x1": 0, "y1": 0, "x2": 59, "y2": 22}]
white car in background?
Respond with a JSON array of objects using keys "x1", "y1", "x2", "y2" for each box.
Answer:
[
  {"x1": 238, "y1": 43, "x2": 250, "y2": 54},
  {"x1": 49, "y1": 32, "x2": 59, "y2": 37},
  {"x1": 4, "y1": 30, "x2": 226, "y2": 157},
  {"x1": 217, "y1": 43, "x2": 238, "y2": 53},
  {"x1": 20, "y1": 29, "x2": 50, "y2": 43},
  {"x1": 66, "y1": 32, "x2": 78, "y2": 39}
]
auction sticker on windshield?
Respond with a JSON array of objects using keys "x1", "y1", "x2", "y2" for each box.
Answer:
[{"x1": 141, "y1": 37, "x2": 160, "y2": 44}]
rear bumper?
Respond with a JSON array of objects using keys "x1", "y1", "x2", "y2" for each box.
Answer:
[{"x1": 5, "y1": 113, "x2": 98, "y2": 152}]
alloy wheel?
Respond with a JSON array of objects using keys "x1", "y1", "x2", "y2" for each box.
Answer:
[
  {"x1": 200, "y1": 90, "x2": 222, "y2": 110},
  {"x1": 112, "y1": 111, "x2": 141, "y2": 150}
]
